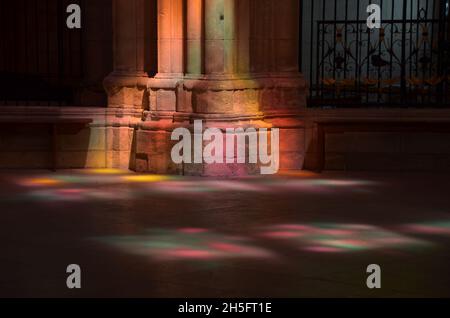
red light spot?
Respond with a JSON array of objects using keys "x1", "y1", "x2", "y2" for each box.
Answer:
[
  {"x1": 278, "y1": 225, "x2": 311, "y2": 231},
  {"x1": 304, "y1": 246, "x2": 342, "y2": 253},
  {"x1": 167, "y1": 249, "x2": 214, "y2": 259},
  {"x1": 321, "y1": 229, "x2": 353, "y2": 236},
  {"x1": 209, "y1": 242, "x2": 243, "y2": 253},
  {"x1": 262, "y1": 231, "x2": 301, "y2": 239},
  {"x1": 178, "y1": 228, "x2": 208, "y2": 234}
]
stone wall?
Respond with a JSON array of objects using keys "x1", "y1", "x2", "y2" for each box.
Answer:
[
  {"x1": 2, "y1": 107, "x2": 450, "y2": 172},
  {"x1": 303, "y1": 109, "x2": 450, "y2": 172},
  {"x1": 0, "y1": 107, "x2": 141, "y2": 170},
  {"x1": 323, "y1": 132, "x2": 450, "y2": 171}
]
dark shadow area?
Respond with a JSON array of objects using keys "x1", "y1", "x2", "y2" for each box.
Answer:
[
  {"x1": 0, "y1": 120, "x2": 92, "y2": 169},
  {"x1": 144, "y1": 0, "x2": 158, "y2": 77},
  {"x1": 0, "y1": 0, "x2": 113, "y2": 107}
]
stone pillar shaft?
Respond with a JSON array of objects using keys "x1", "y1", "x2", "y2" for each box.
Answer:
[
  {"x1": 186, "y1": 0, "x2": 204, "y2": 75},
  {"x1": 112, "y1": 0, "x2": 147, "y2": 76},
  {"x1": 203, "y1": 0, "x2": 236, "y2": 75},
  {"x1": 140, "y1": 0, "x2": 308, "y2": 175},
  {"x1": 157, "y1": 0, "x2": 184, "y2": 77},
  {"x1": 103, "y1": 0, "x2": 154, "y2": 170},
  {"x1": 104, "y1": 0, "x2": 151, "y2": 110}
]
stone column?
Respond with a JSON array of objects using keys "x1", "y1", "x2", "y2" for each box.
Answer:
[
  {"x1": 78, "y1": 0, "x2": 113, "y2": 106},
  {"x1": 146, "y1": 0, "x2": 184, "y2": 115},
  {"x1": 262, "y1": 0, "x2": 306, "y2": 170},
  {"x1": 103, "y1": 0, "x2": 150, "y2": 109},
  {"x1": 186, "y1": 0, "x2": 204, "y2": 76},
  {"x1": 138, "y1": 0, "x2": 307, "y2": 175},
  {"x1": 103, "y1": 0, "x2": 155, "y2": 170}
]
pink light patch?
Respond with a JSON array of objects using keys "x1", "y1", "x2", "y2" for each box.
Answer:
[
  {"x1": 178, "y1": 228, "x2": 209, "y2": 234},
  {"x1": 406, "y1": 225, "x2": 450, "y2": 235},
  {"x1": 320, "y1": 229, "x2": 354, "y2": 236},
  {"x1": 304, "y1": 246, "x2": 342, "y2": 253},
  {"x1": 345, "y1": 224, "x2": 376, "y2": 231},
  {"x1": 278, "y1": 224, "x2": 312, "y2": 231},
  {"x1": 262, "y1": 231, "x2": 301, "y2": 239},
  {"x1": 166, "y1": 249, "x2": 215, "y2": 259},
  {"x1": 58, "y1": 189, "x2": 85, "y2": 195},
  {"x1": 209, "y1": 242, "x2": 243, "y2": 253}
]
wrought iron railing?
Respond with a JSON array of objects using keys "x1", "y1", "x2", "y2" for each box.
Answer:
[{"x1": 302, "y1": 0, "x2": 450, "y2": 108}]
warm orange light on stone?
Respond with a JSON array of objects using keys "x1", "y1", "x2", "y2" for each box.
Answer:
[{"x1": 104, "y1": 0, "x2": 307, "y2": 176}]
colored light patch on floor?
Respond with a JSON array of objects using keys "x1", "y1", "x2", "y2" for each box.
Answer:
[
  {"x1": 83, "y1": 169, "x2": 129, "y2": 175},
  {"x1": 122, "y1": 175, "x2": 173, "y2": 183},
  {"x1": 203, "y1": 180, "x2": 267, "y2": 192},
  {"x1": 95, "y1": 229, "x2": 274, "y2": 262},
  {"x1": 19, "y1": 178, "x2": 65, "y2": 187},
  {"x1": 403, "y1": 221, "x2": 450, "y2": 236},
  {"x1": 260, "y1": 223, "x2": 429, "y2": 253},
  {"x1": 150, "y1": 181, "x2": 220, "y2": 194},
  {"x1": 27, "y1": 188, "x2": 133, "y2": 202},
  {"x1": 17, "y1": 174, "x2": 126, "y2": 187},
  {"x1": 275, "y1": 179, "x2": 379, "y2": 192},
  {"x1": 7, "y1": 172, "x2": 383, "y2": 203}
]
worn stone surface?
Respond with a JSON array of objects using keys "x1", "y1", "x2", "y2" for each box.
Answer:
[
  {"x1": 323, "y1": 132, "x2": 450, "y2": 171},
  {"x1": 1, "y1": 170, "x2": 450, "y2": 297},
  {"x1": 136, "y1": 0, "x2": 306, "y2": 175}
]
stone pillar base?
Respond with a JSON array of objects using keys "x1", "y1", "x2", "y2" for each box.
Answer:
[
  {"x1": 265, "y1": 115, "x2": 306, "y2": 171},
  {"x1": 134, "y1": 115, "x2": 305, "y2": 176},
  {"x1": 147, "y1": 74, "x2": 307, "y2": 114},
  {"x1": 137, "y1": 74, "x2": 308, "y2": 176}
]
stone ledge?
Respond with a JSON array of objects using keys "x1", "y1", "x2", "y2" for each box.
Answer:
[
  {"x1": 0, "y1": 106, "x2": 143, "y2": 128},
  {"x1": 0, "y1": 106, "x2": 141, "y2": 170}
]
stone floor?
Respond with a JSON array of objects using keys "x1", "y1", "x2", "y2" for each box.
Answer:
[{"x1": 0, "y1": 169, "x2": 450, "y2": 298}]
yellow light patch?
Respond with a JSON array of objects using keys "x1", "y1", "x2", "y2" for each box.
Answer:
[
  {"x1": 122, "y1": 175, "x2": 170, "y2": 183},
  {"x1": 86, "y1": 169, "x2": 127, "y2": 175},
  {"x1": 25, "y1": 178, "x2": 63, "y2": 186},
  {"x1": 276, "y1": 170, "x2": 319, "y2": 178}
]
